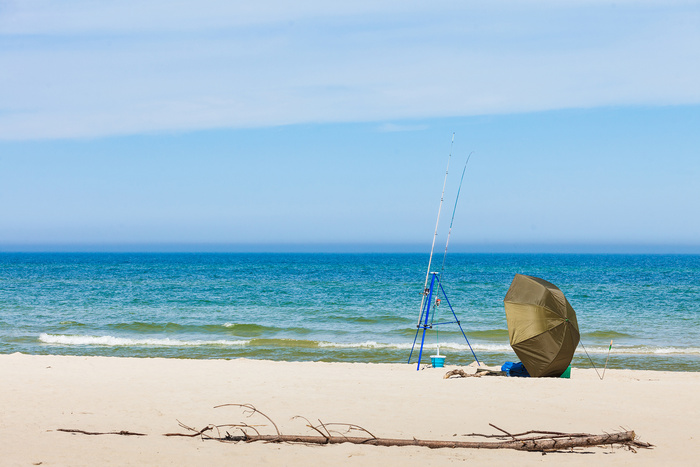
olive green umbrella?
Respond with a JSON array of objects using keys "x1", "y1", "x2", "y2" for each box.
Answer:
[{"x1": 503, "y1": 274, "x2": 580, "y2": 377}]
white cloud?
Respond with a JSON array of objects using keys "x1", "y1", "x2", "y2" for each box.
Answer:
[
  {"x1": 377, "y1": 123, "x2": 429, "y2": 132},
  {"x1": 1, "y1": 1, "x2": 699, "y2": 139}
]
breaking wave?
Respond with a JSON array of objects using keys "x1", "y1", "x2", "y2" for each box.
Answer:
[
  {"x1": 37, "y1": 333, "x2": 700, "y2": 356},
  {"x1": 39, "y1": 333, "x2": 249, "y2": 347}
]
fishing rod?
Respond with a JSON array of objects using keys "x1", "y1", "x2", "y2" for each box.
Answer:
[
  {"x1": 434, "y1": 151, "x2": 475, "y2": 362},
  {"x1": 440, "y1": 151, "x2": 473, "y2": 273},
  {"x1": 417, "y1": 133, "x2": 454, "y2": 325}
]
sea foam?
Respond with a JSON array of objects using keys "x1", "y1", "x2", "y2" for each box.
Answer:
[{"x1": 39, "y1": 333, "x2": 249, "y2": 347}]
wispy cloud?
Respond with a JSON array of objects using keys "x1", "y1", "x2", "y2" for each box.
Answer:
[
  {"x1": 377, "y1": 123, "x2": 429, "y2": 133},
  {"x1": 1, "y1": 1, "x2": 699, "y2": 139}
]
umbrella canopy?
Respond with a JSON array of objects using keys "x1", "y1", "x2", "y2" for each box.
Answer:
[{"x1": 503, "y1": 274, "x2": 580, "y2": 377}]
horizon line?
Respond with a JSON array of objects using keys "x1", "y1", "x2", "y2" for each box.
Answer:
[{"x1": 1, "y1": 242, "x2": 699, "y2": 254}]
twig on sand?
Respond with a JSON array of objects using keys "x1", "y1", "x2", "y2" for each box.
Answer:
[
  {"x1": 489, "y1": 423, "x2": 516, "y2": 440},
  {"x1": 163, "y1": 421, "x2": 215, "y2": 438},
  {"x1": 57, "y1": 428, "x2": 146, "y2": 436},
  {"x1": 214, "y1": 403, "x2": 281, "y2": 437}
]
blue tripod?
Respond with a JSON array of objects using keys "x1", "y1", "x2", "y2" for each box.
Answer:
[{"x1": 408, "y1": 272, "x2": 480, "y2": 370}]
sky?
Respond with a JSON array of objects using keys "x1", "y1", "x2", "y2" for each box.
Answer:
[{"x1": 1, "y1": 1, "x2": 699, "y2": 253}]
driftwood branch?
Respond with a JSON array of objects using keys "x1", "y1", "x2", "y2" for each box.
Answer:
[
  {"x1": 461, "y1": 428, "x2": 599, "y2": 439},
  {"x1": 59, "y1": 426, "x2": 646, "y2": 451},
  {"x1": 57, "y1": 428, "x2": 146, "y2": 436},
  {"x1": 166, "y1": 405, "x2": 651, "y2": 452},
  {"x1": 59, "y1": 404, "x2": 653, "y2": 452},
  {"x1": 209, "y1": 431, "x2": 640, "y2": 451},
  {"x1": 444, "y1": 368, "x2": 506, "y2": 378},
  {"x1": 444, "y1": 369, "x2": 471, "y2": 378},
  {"x1": 163, "y1": 421, "x2": 215, "y2": 438}
]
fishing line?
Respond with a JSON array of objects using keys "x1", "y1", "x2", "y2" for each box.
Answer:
[
  {"x1": 579, "y1": 339, "x2": 613, "y2": 380},
  {"x1": 434, "y1": 151, "x2": 471, "y2": 358},
  {"x1": 440, "y1": 151, "x2": 473, "y2": 273},
  {"x1": 579, "y1": 341, "x2": 602, "y2": 379},
  {"x1": 434, "y1": 296, "x2": 440, "y2": 357},
  {"x1": 417, "y1": 133, "x2": 454, "y2": 325},
  {"x1": 602, "y1": 339, "x2": 613, "y2": 379}
]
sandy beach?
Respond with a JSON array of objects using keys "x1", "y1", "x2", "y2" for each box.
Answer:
[{"x1": 1, "y1": 353, "x2": 698, "y2": 466}]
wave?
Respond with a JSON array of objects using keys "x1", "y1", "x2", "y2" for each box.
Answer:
[
  {"x1": 319, "y1": 340, "x2": 403, "y2": 350},
  {"x1": 36, "y1": 333, "x2": 700, "y2": 356},
  {"x1": 58, "y1": 320, "x2": 87, "y2": 327},
  {"x1": 584, "y1": 345, "x2": 700, "y2": 355},
  {"x1": 581, "y1": 330, "x2": 634, "y2": 339},
  {"x1": 466, "y1": 329, "x2": 510, "y2": 340},
  {"x1": 224, "y1": 322, "x2": 267, "y2": 330},
  {"x1": 39, "y1": 333, "x2": 249, "y2": 347},
  {"x1": 250, "y1": 338, "x2": 320, "y2": 348},
  {"x1": 323, "y1": 314, "x2": 412, "y2": 325},
  {"x1": 308, "y1": 341, "x2": 700, "y2": 355},
  {"x1": 104, "y1": 321, "x2": 313, "y2": 336},
  {"x1": 107, "y1": 322, "x2": 197, "y2": 333},
  {"x1": 318, "y1": 341, "x2": 514, "y2": 352},
  {"x1": 223, "y1": 322, "x2": 312, "y2": 335},
  {"x1": 391, "y1": 327, "x2": 510, "y2": 340},
  {"x1": 107, "y1": 321, "x2": 249, "y2": 333}
]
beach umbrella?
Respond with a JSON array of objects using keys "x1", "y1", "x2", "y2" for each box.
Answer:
[{"x1": 503, "y1": 274, "x2": 580, "y2": 377}]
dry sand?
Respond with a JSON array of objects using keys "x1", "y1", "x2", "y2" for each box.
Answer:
[{"x1": 1, "y1": 353, "x2": 698, "y2": 466}]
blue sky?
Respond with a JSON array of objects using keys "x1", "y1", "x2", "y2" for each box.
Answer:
[{"x1": 1, "y1": 1, "x2": 699, "y2": 252}]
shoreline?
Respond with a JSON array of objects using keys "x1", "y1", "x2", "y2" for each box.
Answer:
[
  {"x1": 11, "y1": 345, "x2": 700, "y2": 373},
  {"x1": 2, "y1": 353, "x2": 699, "y2": 466}
]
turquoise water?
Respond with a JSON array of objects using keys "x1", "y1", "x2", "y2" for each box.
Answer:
[{"x1": 1, "y1": 253, "x2": 698, "y2": 371}]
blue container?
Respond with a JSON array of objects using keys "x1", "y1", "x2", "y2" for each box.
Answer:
[{"x1": 431, "y1": 355, "x2": 446, "y2": 368}]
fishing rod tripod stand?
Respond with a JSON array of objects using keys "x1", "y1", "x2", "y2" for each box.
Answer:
[{"x1": 408, "y1": 272, "x2": 479, "y2": 370}]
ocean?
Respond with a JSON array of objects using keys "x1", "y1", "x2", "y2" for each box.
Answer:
[{"x1": 1, "y1": 253, "x2": 698, "y2": 371}]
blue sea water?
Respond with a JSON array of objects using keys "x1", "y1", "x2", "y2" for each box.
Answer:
[{"x1": 1, "y1": 253, "x2": 698, "y2": 371}]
